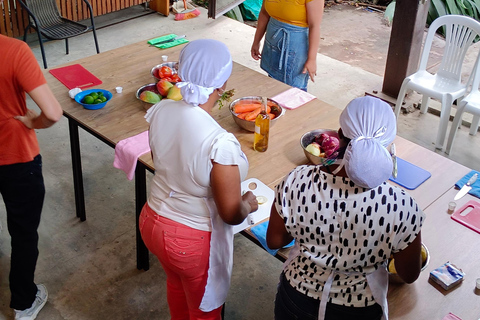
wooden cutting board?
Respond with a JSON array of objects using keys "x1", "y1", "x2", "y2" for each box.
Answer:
[
  {"x1": 49, "y1": 64, "x2": 102, "y2": 89},
  {"x1": 451, "y1": 200, "x2": 480, "y2": 234}
]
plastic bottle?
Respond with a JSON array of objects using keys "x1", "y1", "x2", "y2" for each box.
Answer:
[{"x1": 253, "y1": 97, "x2": 270, "y2": 152}]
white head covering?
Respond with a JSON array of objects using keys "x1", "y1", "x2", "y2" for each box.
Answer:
[
  {"x1": 176, "y1": 39, "x2": 233, "y2": 106},
  {"x1": 336, "y1": 96, "x2": 396, "y2": 189}
]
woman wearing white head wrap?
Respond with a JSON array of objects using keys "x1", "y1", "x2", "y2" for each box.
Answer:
[
  {"x1": 141, "y1": 39, "x2": 258, "y2": 319},
  {"x1": 267, "y1": 96, "x2": 425, "y2": 320},
  {"x1": 336, "y1": 96, "x2": 397, "y2": 189}
]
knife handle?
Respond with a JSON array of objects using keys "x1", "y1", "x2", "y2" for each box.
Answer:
[{"x1": 467, "y1": 173, "x2": 478, "y2": 186}]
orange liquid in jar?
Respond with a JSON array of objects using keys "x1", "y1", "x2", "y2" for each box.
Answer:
[{"x1": 253, "y1": 97, "x2": 270, "y2": 152}]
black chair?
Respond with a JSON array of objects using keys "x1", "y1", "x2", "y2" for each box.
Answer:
[{"x1": 19, "y1": 0, "x2": 100, "y2": 69}]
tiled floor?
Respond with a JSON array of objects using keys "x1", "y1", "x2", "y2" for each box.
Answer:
[{"x1": 0, "y1": 3, "x2": 479, "y2": 320}]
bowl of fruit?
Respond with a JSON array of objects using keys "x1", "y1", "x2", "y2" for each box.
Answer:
[
  {"x1": 300, "y1": 129, "x2": 343, "y2": 166},
  {"x1": 74, "y1": 89, "x2": 112, "y2": 110},
  {"x1": 136, "y1": 82, "x2": 183, "y2": 110},
  {"x1": 151, "y1": 62, "x2": 182, "y2": 83},
  {"x1": 387, "y1": 243, "x2": 430, "y2": 284},
  {"x1": 229, "y1": 96, "x2": 285, "y2": 132}
]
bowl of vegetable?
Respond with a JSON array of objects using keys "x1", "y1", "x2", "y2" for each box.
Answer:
[
  {"x1": 300, "y1": 129, "x2": 343, "y2": 166},
  {"x1": 75, "y1": 89, "x2": 112, "y2": 110},
  {"x1": 136, "y1": 83, "x2": 162, "y2": 110},
  {"x1": 387, "y1": 243, "x2": 430, "y2": 284},
  {"x1": 151, "y1": 62, "x2": 181, "y2": 83},
  {"x1": 229, "y1": 96, "x2": 285, "y2": 132}
]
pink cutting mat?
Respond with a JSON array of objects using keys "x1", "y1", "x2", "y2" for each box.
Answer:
[
  {"x1": 49, "y1": 64, "x2": 102, "y2": 89},
  {"x1": 451, "y1": 200, "x2": 480, "y2": 234}
]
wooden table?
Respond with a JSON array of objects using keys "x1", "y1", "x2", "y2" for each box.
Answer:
[
  {"x1": 45, "y1": 39, "x2": 478, "y2": 318},
  {"x1": 388, "y1": 190, "x2": 480, "y2": 320}
]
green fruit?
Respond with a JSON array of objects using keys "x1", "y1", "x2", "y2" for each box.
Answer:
[
  {"x1": 90, "y1": 92, "x2": 99, "y2": 99},
  {"x1": 83, "y1": 95, "x2": 95, "y2": 104},
  {"x1": 95, "y1": 99, "x2": 103, "y2": 104},
  {"x1": 99, "y1": 96, "x2": 107, "y2": 102},
  {"x1": 139, "y1": 91, "x2": 161, "y2": 103}
]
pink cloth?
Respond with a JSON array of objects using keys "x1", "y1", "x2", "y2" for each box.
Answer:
[
  {"x1": 271, "y1": 87, "x2": 316, "y2": 110},
  {"x1": 113, "y1": 131, "x2": 151, "y2": 180},
  {"x1": 442, "y1": 313, "x2": 462, "y2": 320}
]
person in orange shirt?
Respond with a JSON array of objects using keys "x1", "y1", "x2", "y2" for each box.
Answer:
[
  {"x1": 251, "y1": 0, "x2": 324, "y2": 91},
  {"x1": 0, "y1": 12, "x2": 63, "y2": 319}
]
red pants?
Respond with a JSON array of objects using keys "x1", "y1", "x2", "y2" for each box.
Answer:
[{"x1": 139, "y1": 203, "x2": 222, "y2": 320}]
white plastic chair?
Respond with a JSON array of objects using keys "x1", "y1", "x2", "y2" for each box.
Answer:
[
  {"x1": 445, "y1": 63, "x2": 480, "y2": 154},
  {"x1": 394, "y1": 14, "x2": 480, "y2": 150}
]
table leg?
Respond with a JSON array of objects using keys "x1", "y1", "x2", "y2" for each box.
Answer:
[
  {"x1": 135, "y1": 161, "x2": 150, "y2": 271},
  {"x1": 68, "y1": 119, "x2": 86, "y2": 221}
]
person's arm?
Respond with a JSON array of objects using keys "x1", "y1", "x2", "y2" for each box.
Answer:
[
  {"x1": 211, "y1": 162, "x2": 258, "y2": 225},
  {"x1": 303, "y1": 0, "x2": 324, "y2": 82},
  {"x1": 251, "y1": 2, "x2": 270, "y2": 61},
  {"x1": 14, "y1": 83, "x2": 63, "y2": 129},
  {"x1": 392, "y1": 232, "x2": 422, "y2": 284},
  {"x1": 266, "y1": 205, "x2": 293, "y2": 249}
]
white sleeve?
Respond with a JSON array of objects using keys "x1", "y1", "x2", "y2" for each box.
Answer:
[{"x1": 210, "y1": 132, "x2": 249, "y2": 181}]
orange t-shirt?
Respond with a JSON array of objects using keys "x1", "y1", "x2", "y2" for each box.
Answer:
[
  {"x1": 265, "y1": 0, "x2": 314, "y2": 28},
  {"x1": 0, "y1": 35, "x2": 47, "y2": 165}
]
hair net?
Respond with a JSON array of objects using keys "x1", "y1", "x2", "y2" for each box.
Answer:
[
  {"x1": 176, "y1": 39, "x2": 233, "y2": 106},
  {"x1": 336, "y1": 96, "x2": 397, "y2": 189}
]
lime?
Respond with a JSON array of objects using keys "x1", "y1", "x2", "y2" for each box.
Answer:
[
  {"x1": 83, "y1": 95, "x2": 95, "y2": 104},
  {"x1": 99, "y1": 96, "x2": 107, "y2": 102},
  {"x1": 90, "y1": 92, "x2": 99, "y2": 99},
  {"x1": 97, "y1": 91, "x2": 104, "y2": 97},
  {"x1": 94, "y1": 99, "x2": 103, "y2": 104}
]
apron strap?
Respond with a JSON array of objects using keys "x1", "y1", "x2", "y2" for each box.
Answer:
[
  {"x1": 365, "y1": 264, "x2": 389, "y2": 320},
  {"x1": 317, "y1": 271, "x2": 334, "y2": 320}
]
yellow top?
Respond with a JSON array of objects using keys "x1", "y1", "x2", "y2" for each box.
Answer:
[{"x1": 265, "y1": 0, "x2": 313, "y2": 28}]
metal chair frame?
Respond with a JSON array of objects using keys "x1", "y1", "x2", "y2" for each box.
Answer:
[{"x1": 19, "y1": 0, "x2": 100, "y2": 69}]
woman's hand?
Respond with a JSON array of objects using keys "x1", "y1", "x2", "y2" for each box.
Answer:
[
  {"x1": 302, "y1": 58, "x2": 317, "y2": 82},
  {"x1": 392, "y1": 232, "x2": 423, "y2": 283},
  {"x1": 251, "y1": 43, "x2": 262, "y2": 61},
  {"x1": 242, "y1": 190, "x2": 259, "y2": 213},
  {"x1": 14, "y1": 109, "x2": 39, "y2": 129}
]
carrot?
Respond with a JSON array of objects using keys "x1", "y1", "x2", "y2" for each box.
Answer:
[
  {"x1": 268, "y1": 113, "x2": 276, "y2": 120},
  {"x1": 245, "y1": 105, "x2": 272, "y2": 121},
  {"x1": 245, "y1": 107, "x2": 261, "y2": 121},
  {"x1": 234, "y1": 103, "x2": 260, "y2": 114},
  {"x1": 236, "y1": 112, "x2": 248, "y2": 119}
]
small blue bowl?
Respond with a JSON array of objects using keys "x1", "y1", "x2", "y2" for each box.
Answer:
[{"x1": 74, "y1": 89, "x2": 113, "y2": 110}]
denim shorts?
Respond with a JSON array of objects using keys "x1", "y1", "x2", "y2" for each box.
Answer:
[{"x1": 260, "y1": 18, "x2": 310, "y2": 91}]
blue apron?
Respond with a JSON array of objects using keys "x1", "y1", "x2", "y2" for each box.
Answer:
[{"x1": 261, "y1": 18, "x2": 310, "y2": 91}]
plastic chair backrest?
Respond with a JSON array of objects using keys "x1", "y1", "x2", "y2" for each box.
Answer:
[
  {"x1": 418, "y1": 15, "x2": 480, "y2": 83},
  {"x1": 24, "y1": 0, "x2": 62, "y2": 28}
]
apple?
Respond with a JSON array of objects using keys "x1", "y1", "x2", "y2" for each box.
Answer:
[
  {"x1": 305, "y1": 142, "x2": 321, "y2": 157},
  {"x1": 156, "y1": 79, "x2": 174, "y2": 97},
  {"x1": 166, "y1": 85, "x2": 183, "y2": 101}
]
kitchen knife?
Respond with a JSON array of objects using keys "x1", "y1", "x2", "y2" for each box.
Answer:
[
  {"x1": 390, "y1": 143, "x2": 397, "y2": 179},
  {"x1": 454, "y1": 173, "x2": 478, "y2": 200},
  {"x1": 150, "y1": 35, "x2": 186, "y2": 46}
]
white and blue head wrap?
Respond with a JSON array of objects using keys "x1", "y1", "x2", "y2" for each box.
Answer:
[
  {"x1": 334, "y1": 96, "x2": 397, "y2": 189},
  {"x1": 176, "y1": 39, "x2": 233, "y2": 106}
]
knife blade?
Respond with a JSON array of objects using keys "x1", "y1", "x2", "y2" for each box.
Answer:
[
  {"x1": 150, "y1": 35, "x2": 186, "y2": 46},
  {"x1": 454, "y1": 173, "x2": 478, "y2": 200},
  {"x1": 390, "y1": 143, "x2": 397, "y2": 179}
]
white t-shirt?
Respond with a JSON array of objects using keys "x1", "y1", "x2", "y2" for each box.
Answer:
[
  {"x1": 145, "y1": 100, "x2": 249, "y2": 231},
  {"x1": 275, "y1": 165, "x2": 425, "y2": 307}
]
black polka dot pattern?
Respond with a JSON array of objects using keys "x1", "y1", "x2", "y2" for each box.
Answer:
[{"x1": 275, "y1": 165, "x2": 425, "y2": 307}]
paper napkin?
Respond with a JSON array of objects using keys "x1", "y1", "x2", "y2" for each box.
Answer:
[
  {"x1": 148, "y1": 34, "x2": 189, "y2": 49},
  {"x1": 250, "y1": 220, "x2": 294, "y2": 256},
  {"x1": 271, "y1": 87, "x2": 316, "y2": 110},
  {"x1": 113, "y1": 131, "x2": 151, "y2": 180},
  {"x1": 455, "y1": 170, "x2": 480, "y2": 199}
]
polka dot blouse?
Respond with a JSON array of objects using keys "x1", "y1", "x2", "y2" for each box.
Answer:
[{"x1": 275, "y1": 165, "x2": 425, "y2": 307}]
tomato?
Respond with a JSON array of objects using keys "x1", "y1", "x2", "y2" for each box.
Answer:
[
  {"x1": 158, "y1": 66, "x2": 173, "y2": 79},
  {"x1": 170, "y1": 74, "x2": 182, "y2": 82},
  {"x1": 162, "y1": 76, "x2": 174, "y2": 82}
]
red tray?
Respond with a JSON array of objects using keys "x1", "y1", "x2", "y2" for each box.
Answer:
[{"x1": 49, "y1": 64, "x2": 102, "y2": 90}]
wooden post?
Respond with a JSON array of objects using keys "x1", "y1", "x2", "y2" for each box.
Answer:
[
  {"x1": 148, "y1": 0, "x2": 170, "y2": 16},
  {"x1": 381, "y1": 0, "x2": 430, "y2": 99}
]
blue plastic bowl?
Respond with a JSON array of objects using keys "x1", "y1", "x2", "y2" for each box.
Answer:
[{"x1": 74, "y1": 89, "x2": 113, "y2": 110}]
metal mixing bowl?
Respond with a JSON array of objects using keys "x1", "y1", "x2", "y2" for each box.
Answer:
[
  {"x1": 136, "y1": 83, "x2": 161, "y2": 110},
  {"x1": 229, "y1": 96, "x2": 285, "y2": 132},
  {"x1": 300, "y1": 129, "x2": 341, "y2": 166},
  {"x1": 151, "y1": 62, "x2": 179, "y2": 82},
  {"x1": 388, "y1": 243, "x2": 430, "y2": 284}
]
